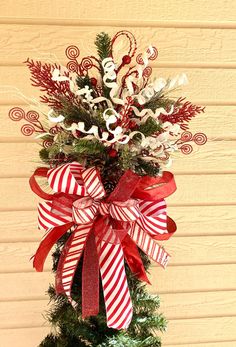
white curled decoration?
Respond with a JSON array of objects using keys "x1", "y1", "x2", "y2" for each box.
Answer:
[
  {"x1": 48, "y1": 109, "x2": 65, "y2": 123},
  {"x1": 76, "y1": 85, "x2": 94, "y2": 106},
  {"x1": 162, "y1": 122, "x2": 180, "y2": 136},
  {"x1": 64, "y1": 122, "x2": 130, "y2": 145},
  {"x1": 102, "y1": 58, "x2": 124, "y2": 105},
  {"x1": 168, "y1": 73, "x2": 188, "y2": 90},
  {"x1": 93, "y1": 47, "x2": 155, "y2": 107},
  {"x1": 103, "y1": 108, "x2": 123, "y2": 136},
  {"x1": 52, "y1": 68, "x2": 77, "y2": 93},
  {"x1": 93, "y1": 58, "x2": 124, "y2": 106},
  {"x1": 133, "y1": 73, "x2": 188, "y2": 106},
  {"x1": 131, "y1": 104, "x2": 174, "y2": 125},
  {"x1": 50, "y1": 51, "x2": 188, "y2": 157}
]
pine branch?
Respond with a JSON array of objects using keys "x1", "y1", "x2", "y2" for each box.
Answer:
[
  {"x1": 95, "y1": 32, "x2": 112, "y2": 99},
  {"x1": 144, "y1": 95, "x2": 175, "y2": 112},
  {"x1": 59, "y1": 101, "x2": 105, "y2": 130},
  {"x1": 135, "y1": 158, "x2": 161, "y2": 177},
  {"x1": 138, "y1": 117, "x2": 162, "y2": 136},
  {"x1": 76, "y1": 74, "x2": 93, "y2": 89},
  {"x1": 74, "y1": 139, "x2": 106, "y2": 156},
  {"x1": 95, "y1": 32, "x2": 112, "y2": 62}
]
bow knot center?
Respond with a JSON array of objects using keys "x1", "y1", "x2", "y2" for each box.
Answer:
[{"x1": 72, "y1": 197, "x2": 140, "y2": 225}]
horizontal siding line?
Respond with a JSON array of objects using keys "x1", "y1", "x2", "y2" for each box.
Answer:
[
  {"x1": 0, "y1": 207, "x2": 36, "y2": 212},
  {"x1": 0, "y1": 139, "x2": 36, "y2": 144},
  {"x1": 3, "y1": 261, "x2": 236, "y2": 275},
  {"x1": 4, "y1": 317, "x2": 236, "y2": 331},
  {"x1": 170, "y1": 261, "x2": 236, "y2": 267},
  {"x1": 165, "y1": 340, "x2": 236, "y2": 346},
  {"x1": 1, "y1": 17, "x2": 236, "y2": 29},
  {"x1": 2, "y1": 232, "x2": 236, "y2": 244},
  {"x1": 174, "y1": 171, "x2": 236, "y2": 176},
  {"x1": 0, "y1": 202, "x2": 235, "y2": 213},
  {"x1": 1, "y1": 233, "x2": 236, "y2": 244},
  {"x1": 164, "y1": 202, "x2": 236, "y2": 207},
  {"x1": 173, "y1": 232, "x2": 236, "y2": 238},
  {"x1": 2, "y1": 289, "x2": 236, "y2": 303},
  {"x1": 0, "y1": 285, "x2": 236, "y2": 304},
  {"x1": 0, "y1": 238, "x2": 40, "y2": 244},
  {"x1": 2, "y1": 262, "x2": 236, "y2": 275},
  {"x1": 0, "y1": 297, "x2": 48, "y2": 303},
  {"x1": 1, "y1": 136, "x2": 236, "y2": 144},
  {"x1": 2, "y1": 100, "x2": 236, "y2": 107},
  {"x1": 0, "y1": 323, "x2": 50, "y2": 330},
  {"x1": 153, "y1": 262, "x2": 236, "y2": 268},
  {"x1": 3, "y1": 61, "x2": 236, "y2": 70},
  {"x1": 2, "y1": 171, "x2": 236, "y2": 180},
  {"x1": 3, "y1": 288, "x2": 236, "y2": 303},
  {"x1": 166, "y1": 314, "x2": 236, "y2": 321},
  {"x1": 166, "y1": 342, "x2": 236, "y2": 347},
  {"x1": 3, "y1": 316, "x2": 236, "y2": 332},
  {"x1": 154, "y1": 287, "x2": 236, "y2": 295}
]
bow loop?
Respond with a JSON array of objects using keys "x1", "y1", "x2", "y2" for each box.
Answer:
[
  {"x1": 82, "y1": 167, "x2": 106, "y2": 199},
  {"x1": 109, "y1": 199, "x2": 140, "y2": 222},
  {"x1": 47, "y1": 162, "x2": 87, "y2": 196},
  {"x1": 137, "y1": 200, "x2": 168, "y2": 237},
  {"x1": 72, "y1": 197, "x2": 100, "y2": 224}
]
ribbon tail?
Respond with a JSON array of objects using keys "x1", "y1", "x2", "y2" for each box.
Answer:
[
  {"x1": 33, "y1": 222, "x2": 73, "y2": 272},
  {"x1": 56, "y1": 223, "x2": 93, "y2": 301},
  {"x1": 55, "y1": 238, "x2": 69, "y2": 294},
  {"x1": 82, "y1": 230, "x2": 99, "y2": 319},
  {"x1": 129, "y1": 224, "x2": 170, "y2": 269},
  {"x1": 29, "y1": 167, "x2": 53, "y2": 200},
  {"x1": 95, "y1": 228, "x2": 133, "y2": 330},
  {"x1": 122, "y1": 234, "x2": 150, "y2": 284}
]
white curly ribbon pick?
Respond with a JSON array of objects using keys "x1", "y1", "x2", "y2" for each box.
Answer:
[
  {"x1": 48, "y1": 109, "x2": 65, "y2": 123},
  {"x1": 50, "y1": 52, "x2": 188, "y2": 150},
  {"x1": 52, "y1": 68, "x2": 78, "y2": 93}
]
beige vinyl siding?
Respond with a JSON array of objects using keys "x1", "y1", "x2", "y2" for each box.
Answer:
[{"x1": 0, "y1": 1, "x2": 236, "y2": 345}]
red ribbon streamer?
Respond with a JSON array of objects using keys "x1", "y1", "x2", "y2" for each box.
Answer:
[{"x1": 82, "y1": 230, "x2": 100, "y2": 318}]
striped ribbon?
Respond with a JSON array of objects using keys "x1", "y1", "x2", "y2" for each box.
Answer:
[{"x1": 32, "y1": 161, "x2": 176, "y2": 330}]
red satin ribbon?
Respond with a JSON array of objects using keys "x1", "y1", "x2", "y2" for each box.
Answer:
[
  {"x1": 33, "y1": 222, "x2": 74, "y2": 272},
  {"x1": 133, "y1": 171, "x2": 177, "y2": 200}
]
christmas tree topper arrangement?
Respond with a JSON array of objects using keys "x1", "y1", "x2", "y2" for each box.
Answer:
[{"x1": 9, "y1": 30, "x2": 207, "y2": 345}]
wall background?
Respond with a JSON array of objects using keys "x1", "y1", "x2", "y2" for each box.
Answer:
[{"x1": 0, "y1": 1, "x2": 236, "y2": 346}]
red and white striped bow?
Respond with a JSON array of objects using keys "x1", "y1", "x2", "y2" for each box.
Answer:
[{"x1": 31, "y1": 162, "x2": 176, "y2": 330}]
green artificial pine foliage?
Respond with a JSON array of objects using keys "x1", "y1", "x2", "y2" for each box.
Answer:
[
  {"x1": 144, "y1": 95, "x2": 175, "y2": 113},
  {"x1": 95, "y1": 32, "x2": 112, "y2": 100},
  {"x1": 74, "y1": 139, "x2": 106, "y2": 156},
  {"x1": 138, "y1": 117, "x2": 162, "y2": 137},
  {"x1": 39, "y1": 236, "x2": 167, "y2": 346},
  {"x1": 39, "y1": 147, "x2": 50, "y2": 162},
  {"x1": 76, "y1": 74, "x2": 93, "y2": 90},
  {"x1": 135, "y1": 158, "x2": 161, "y2": 177},
  {"x1": 94, "y1": 32, "x2": 112, "y2": 62}
]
